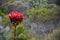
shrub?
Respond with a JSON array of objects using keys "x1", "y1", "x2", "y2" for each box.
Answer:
[{"x1": 28, "y1": 8, "x2": 53, "y2": 23}]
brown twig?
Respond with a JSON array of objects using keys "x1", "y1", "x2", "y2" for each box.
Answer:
[{"x1": 14, "y1": 23, "x2": 17, "y2": 40}]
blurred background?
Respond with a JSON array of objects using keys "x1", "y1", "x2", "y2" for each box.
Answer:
[{"x1": 0, "y1": 0, "x2": 60, "y2": 40}]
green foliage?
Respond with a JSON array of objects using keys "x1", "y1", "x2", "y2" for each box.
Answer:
[
  {"x1": 0, "y1": 7, "x2": 12, "y2": 27},
  {"x1": 0, "y1": 7, "x2": 8, "y2": 14},
  {"x1": 45, "y1": 29, "x2": 60, "y2": 40},
  {"x1": 28, "y1": 8, "x2": 53, "y2": 22},
  {"x1": 28, "y1": 5, "x2": 60, "y2": 23},
  {"x1": 16, "y1": 24, "x2": 25, "y2": 35},
  {"x1": 18, "y1": 33, "x2": 27, "y2": 40},
  {"x1": 1, "y1": 16, "x2": 8, "y2": 25},
  {"x1": 9, "y1": 36, "x2": 14, "y2": 40},
  {"x1": 16, "y1": 24, "x2": 27, "y2": 40},
  {"x1": 0, "y1": 15, "x2": 12, "y2": 27},
  {"x1": 0, "y1": 10, "x2": 5, "y2": 17}
]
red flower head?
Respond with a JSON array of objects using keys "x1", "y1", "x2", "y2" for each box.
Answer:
[{"x1": 8, "y1": 11, "x2": 25, "y2": 25}]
